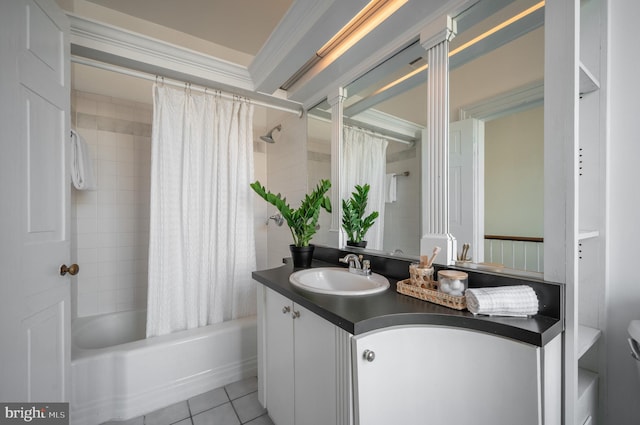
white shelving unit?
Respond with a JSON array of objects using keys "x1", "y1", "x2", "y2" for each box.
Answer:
[
  {"x1": 545, "y1": 0, "x2": 607, "y2": 424},
  {"x1": 576, "y1": 0, "x2": 607, "y2": 423}
]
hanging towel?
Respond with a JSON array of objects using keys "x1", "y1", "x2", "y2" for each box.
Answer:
[
  {"x1": 385, "y1": 173, "x2": 397, "y2": 203},
  {"x1": 465, "y1": 285, "x2": 539, "y2": 317},
  {"x1": 70, "y1": 129, "x2": 97, "y2": 190}
]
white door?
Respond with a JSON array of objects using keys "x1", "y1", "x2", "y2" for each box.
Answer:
[
  {"x1": 0, "y1": 0, "x2": 71, "y2": 402},
  {"x1": 449, "y1": 118, "x2": 484, "y2": 262},
  {"x1": 293, "y1": 302, "x2": 337, "y2": 425},
  {"x1": 264, "y1": 289, "x2": 295, "y2": 425}
]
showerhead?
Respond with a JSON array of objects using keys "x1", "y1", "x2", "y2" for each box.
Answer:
[{"x1": 260, "y1": 124, "x2": 281, "y2": 143}]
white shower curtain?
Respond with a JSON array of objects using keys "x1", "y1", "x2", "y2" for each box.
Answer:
[
  {"x1": 147, "y1": 84, "x2": 256, "y2": 337},
  {"x1": 342, "y1": 127, "x2": 388, "y2": 250}
]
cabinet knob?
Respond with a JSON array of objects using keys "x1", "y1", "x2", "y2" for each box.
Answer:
[
  {"x1": 282, "y1": 306, "x2": 291, "y2": 314},
  {"x1": 363, "y1": 349, "x2": 375, "y2": 362},
  {"x1": 291, "y1": 310, "x2": 300, "y2": 319}
]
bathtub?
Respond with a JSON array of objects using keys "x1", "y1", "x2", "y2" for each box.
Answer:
[{"x1": 70, "y1": 310, "x2": 257, "y2": 425}]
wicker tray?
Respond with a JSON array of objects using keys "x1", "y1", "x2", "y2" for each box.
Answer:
[{"x1": 396, "y1": 279, "x2": 467, "y2": 310}]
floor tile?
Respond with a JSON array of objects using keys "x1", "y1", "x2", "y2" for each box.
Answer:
[
  {"x1": 172, "y1": 419, "x2": 193, "y2": 425},
  {"x1": 188, "y1": 387, "x2": 230, "y2": 415},
  {"x1": 243, "y1": 414, "x2": 275, "y2": 425},
  {"x1": 144, "y1": 401, "x2": 191, "y2": 425},
  {"x1": 192, "y1": 403, "x2": 240, "y2": 425},
  {"x1": 101, "y1": 417, "x2": 144, "y2": 425},
  {"x1": 225, "y1": 376, "x2": 258, "y2": 400},
  {"x1": 231, "y1": 392, "x2": 267, "y2": 424}
]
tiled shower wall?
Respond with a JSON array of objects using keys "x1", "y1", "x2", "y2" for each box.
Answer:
[{"x1": 71, "y1": 90, "x2": 152, "y2": 318}]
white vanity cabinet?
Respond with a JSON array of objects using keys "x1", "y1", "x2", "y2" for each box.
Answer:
[
  {"x1": 261, "y1": 287, "x2": 342, "y2": 425},
  {"x1": 258, "y1": 284, "x2": 561, "y2": 425},
  {"x1": 352, "y1": 326, "x2": 561, "y2": 425}
]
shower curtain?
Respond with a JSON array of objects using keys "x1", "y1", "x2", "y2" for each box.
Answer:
[
  {"x1": 342, "y1": 127, "x2": 388, "y2": 250},
  {"x1": 147, "y1": 84, "x2": 256, "y2": 337}
]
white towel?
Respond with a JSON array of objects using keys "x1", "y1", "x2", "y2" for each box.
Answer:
[
  {"x1": 385, "y1": 173, "x2": 397, "y2": 203},
  {"x1": 465, "y1": 285, "x2": 539, "y2": 317},
  {"x1": 70, "y1": 129, "x2": 97, "y2": 190}
]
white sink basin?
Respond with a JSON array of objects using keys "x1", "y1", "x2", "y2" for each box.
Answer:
[{"x1": 289, "y1": 267, "x2": 390, "y2": 296}]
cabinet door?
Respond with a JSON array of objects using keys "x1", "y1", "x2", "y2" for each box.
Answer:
[
  {"x1": 293, "y1": 303, "x2": 337, "y2": 425},
  {"x1": 265, "y1": 290, "x2": 295, "y2": 425},
  {"x1": 352, "y1": 326, "x2": 541, "y2": 425}
]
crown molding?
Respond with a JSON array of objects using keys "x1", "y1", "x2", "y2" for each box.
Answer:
[
  {"x1": 459, "y1": 80, "x2": 544, "y2": 121},
  {"x1": 68, "y1": 13, "x2": 254, "y2": 91},
  {"x1": 352, "y1": 109, "x2": 423, "y2": 140}
]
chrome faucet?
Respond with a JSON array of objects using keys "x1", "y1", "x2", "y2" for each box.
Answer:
[{"x1": 339, "y1": 254, "x2": 371, "y2": 276}]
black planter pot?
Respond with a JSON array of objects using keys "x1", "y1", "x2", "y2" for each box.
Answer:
[
  {"x1": 290, "y1": 244, "x2": 315, "y2": 268},
  {"x1": 346, "y1": 240, "x2": 368, "y2": 248}
]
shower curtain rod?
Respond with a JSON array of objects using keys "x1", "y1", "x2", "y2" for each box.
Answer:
[{"x1": 71, "y1": 55, "x2": 304, "y2": 117}]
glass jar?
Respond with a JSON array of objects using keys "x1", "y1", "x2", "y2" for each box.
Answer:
[
  {"x1": 437, "y1": 270, "x2": 468, "y2": 296},
  {"x1": 409, "y1": 263, "x2": 435, "y2": 289}
]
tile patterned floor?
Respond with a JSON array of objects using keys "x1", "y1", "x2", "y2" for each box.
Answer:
[{"x1": 100, "y1": 377, "x2": 274, "y2": 425}]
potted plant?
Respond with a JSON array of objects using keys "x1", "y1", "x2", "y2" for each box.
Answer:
[
  {"x1": 342, "y1": 184, "x2": 379, "y2": 248},
  {"x1": 250, "y1": 179, "x2": 332, "y2": 268}
]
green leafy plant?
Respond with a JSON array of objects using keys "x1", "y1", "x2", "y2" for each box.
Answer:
[
  {"x1": 342, "y1": 184, "x2": 379, "y2": 243},
  {"x1": 250, "y1": 179, "x2": 332, "y2": 247}
]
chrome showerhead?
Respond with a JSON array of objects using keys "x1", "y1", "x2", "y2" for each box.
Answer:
[{"x1": 260, "y1": 124, "x2": 281, "y2": 143}]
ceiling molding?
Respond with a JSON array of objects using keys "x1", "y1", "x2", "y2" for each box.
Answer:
[
  {"x1": 68, "y1": 13, "x2": 254, "y2": 90},
  {"x1": 250, "y1": 0, "x2": 373, "y2": 95},
  {"x1": 352, "y1": 109, "x2": 423, "y2": 140},
  {"x1": 249, "y1": 0, "x2": 337, "y2": 93},
  {"x1": 459, "y1": 79, "x2": 543, "y2": 121},
  {"x1": 67, "y1": 12, "x2": 303, "y2": 113},
  {"x1": 309, "y1": 108, "x2": 418, "y2": 144},
  {"x1": 287, "y1": 0, "x2": 477, "y2": 109}
]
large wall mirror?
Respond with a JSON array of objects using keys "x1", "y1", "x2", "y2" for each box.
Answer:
[{"x1": 308, "y1": 0, "x2": 544, "y2": 275}]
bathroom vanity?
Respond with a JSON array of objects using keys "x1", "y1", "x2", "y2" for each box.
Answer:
[{"x1": 253, "y1": 247, "x2": 563, "y2": 425}]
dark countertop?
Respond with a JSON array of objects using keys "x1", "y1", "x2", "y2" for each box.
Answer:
[{"x1": 252, "y1": 259, "x2": 563, "y2": 347}]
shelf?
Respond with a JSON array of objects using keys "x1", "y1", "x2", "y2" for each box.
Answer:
[
  {"x1": 578, "y1": 325, "x2": 602, "y2": 358},
  {"x1": 577, "y1": 368, "x2": 598, "y2": 423},
  {"x1": 579, "y1": 61, "x2": 600, "y2": 96},
  {"x1": 578, "y1": 230, "x2": 600, "y2": 241}
]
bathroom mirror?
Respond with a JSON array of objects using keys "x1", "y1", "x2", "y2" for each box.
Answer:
[
  {"x1": 309, "y1": 0, "x2": 545, "y2": 275},
  {"x1": 307, "y1": 104, "x2": 334, "y2": 247}
]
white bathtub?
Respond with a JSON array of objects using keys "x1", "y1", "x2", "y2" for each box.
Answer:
[{"x1": 70, "y1": 310, "x2": 257, "y2": 425}]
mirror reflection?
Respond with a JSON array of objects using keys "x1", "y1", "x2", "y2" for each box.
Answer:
[
  {"x1": 307, "y1": 0, "x2": 544, "y2": 274},
  {"x1": 307, "y1": 110, "x2": 332, "y2": 247}
]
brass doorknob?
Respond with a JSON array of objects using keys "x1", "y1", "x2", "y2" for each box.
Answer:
[{"x1": 60, "y1": 264, "x2": 79, "y2": 276}]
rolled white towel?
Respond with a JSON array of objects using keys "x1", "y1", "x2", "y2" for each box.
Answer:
[
  {"x1": 70, "y1": 129, "x2": 97, "y2": 190},
  {"x1": 465, "y1": 285, "x2": 538, "y2": 317}
]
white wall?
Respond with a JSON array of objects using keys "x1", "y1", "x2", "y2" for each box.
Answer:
[
  {"x1": 606, "y1": 1, "x2": 640, "y2": 423},
  {"x1": 484, "y1": 106, "x2": 544, "y2": 238}
]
